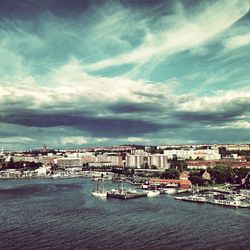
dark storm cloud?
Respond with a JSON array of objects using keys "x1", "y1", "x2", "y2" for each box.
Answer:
[
  {"x1": 1, "y1": 110, "x2": 164, "y2": 137},
  {"x1": 108, "y1": 102, "x2": 161, "y2": 113},
  {"x1": 175, "y1": 112, "x2": 237, "y2": 124},
  {"x1": 0, "y1": 0, "x2": 170, "y2": 20},
  {"x1": 175, "y1": 100, "x2": 250, "y2": 125},
  {"x1": 0, "y1": 0, "x2": 92, "y2": 19}
]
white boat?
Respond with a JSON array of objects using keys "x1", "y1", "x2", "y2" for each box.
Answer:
[
  {"x1": 92, "y1": 191, "x2": 107, "y2": 197},
  {"x1": 163, "y1": 188, "x2": 177, "y2": 194},
  {"x1": 175, "y1": 194, "x2": 207, "y2": 203},
  {"x1": 147, "y1": 190, "x2": 160, "y2": 197},
  {"x1": 92, "y1": 179, "x2": 107, "y2": 198},
  {"x1": 52, "y1": 173, "x2": 62, "y2": 178},
  {"x1": 128, "y1": 188, "x2": 138, "y2": 194},
  {"x1": 208, "y1": 193, "x2": 250, "y2": 208},
  {"x1": 107, "y1": 181, "x2": 147, "y2": 199}
]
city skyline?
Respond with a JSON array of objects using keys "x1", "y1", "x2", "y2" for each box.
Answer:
[{"x1": 0, "y1": 0, "x2": 250, "y2": 150}]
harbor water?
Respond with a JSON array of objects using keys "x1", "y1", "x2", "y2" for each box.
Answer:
[{"x1": 0, "y1": 178, "x2": 249, "y2": 250}]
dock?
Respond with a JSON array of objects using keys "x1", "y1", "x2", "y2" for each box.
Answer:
[{"x1": 107, "y1": 190, "x2": 147, "y2": 200}]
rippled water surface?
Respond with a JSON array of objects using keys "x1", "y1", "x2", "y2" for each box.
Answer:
[{"x1": 0, "y1": 178, "x2": 249, "y2": 250}]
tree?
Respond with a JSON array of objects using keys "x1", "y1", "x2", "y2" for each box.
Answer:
[
  {"x1": 233, "y1": 167, "x2": 248, "y2": 184},
  {"x1": 208, "y1": 166, "x2": 226, "y2": 184},
  {"x1": 208, "y1": 165, "x2": 234, "y2": 184},
  {"x1": 160, "y1": 169, "x2": 180, "y2": 179},
  {"x1": 189, "y1": 170, "x2": 204, "y2": 186},
  {"x1": 151, "y1": 165, "x2": 158, "y2": 169},
  {"x1": 7, "y1": 157, "x2": 15, "y2": 169}
]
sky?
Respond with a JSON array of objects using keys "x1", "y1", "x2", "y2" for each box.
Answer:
[{"x1": 0, "y1": 0, "x2": 250, "y2": 150}]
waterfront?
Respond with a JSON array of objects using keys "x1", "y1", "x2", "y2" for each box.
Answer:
[{"x1": 0, "y1": 178, "x2": 249, "y2": 250}]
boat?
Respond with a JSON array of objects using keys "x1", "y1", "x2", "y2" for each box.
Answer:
[
  {"x1": 208, "y1": 193, "x2": 250, "y2": 208},
  {"x1": 175, "y1": 193, "x2": 250, "y2": 208},
  {"x1": 107, "y1": 189, "x2": 147, "y2": 199},
  {"x1": 128, "y1": 188, "x2": 138, "y2": 194},
  {"x1": 92, "y1": 179, "x2": 107, "y2": 198},
  {"x1": 162, "y1": 188, "x2": 177, "y2": 194},
  {"x1": 147, "y1": 190, "x2": 160, "y2": 197},
  {"x1": 107, "y1": 181, "x2": 147, "y2": 199},
  {"x1": 174, "y1": 194, "x2": 207, "y2": 203}
]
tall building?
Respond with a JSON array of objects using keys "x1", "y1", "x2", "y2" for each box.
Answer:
[
  {"x1": 126, "y1": 155, "x2": 144, "y2": 168},
  {"x1": 147, "y1": 154, "x2": 168, "y2": 169}
]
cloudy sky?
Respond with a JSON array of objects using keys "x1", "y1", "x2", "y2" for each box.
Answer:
[{"x1": 0, "y1": 0, "x2": 250, "y2": 150}]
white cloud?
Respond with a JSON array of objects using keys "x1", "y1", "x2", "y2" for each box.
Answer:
[
  {"x1": 85, "y1": 0, "x2": 250, "y2": 71},
  {"x1": 95, "y1": 138, "x2": 109, "y2": 143},
  {"x1": 177, "y1": 90, "x2": 250, "y2": 113},
  {"x1": 127, "y1": 137, "x2": 150, "y2": 142},
  {"x1": 60, "y1": 136, "x2": 88, "y2": 145},
  {"x1": 0, "y1": 137, "x2": 35, "y2": 143},
  {"x1": 0, "y1": 59, "x2": 173, "y2": 112},
  {"x1": 230, "y1": 121, "x2": 250, "y2": 129},
  {"x1": 1, "y1": 59, "x2": 249, "y2": 126},
  {"x1": 224, "y1": 33, "x2": 250, "y2": 49},
  {"x1": 206, "y1": 121, "x2": 250, "y2": 129}
]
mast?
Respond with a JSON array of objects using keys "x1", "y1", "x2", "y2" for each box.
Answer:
[{"x1": 101, "y1": 178, "x2": 104, "y2": 193}]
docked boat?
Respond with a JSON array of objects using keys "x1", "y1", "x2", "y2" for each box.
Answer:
[
  {"x1": 147, "y1": 190, "x2": 160, "y2": 197},
  {"x1": 162, "y1": 188, "x2": 177, "y2": 194},
  {"x1": 92, "y1": 191, "x2": 107, "y2": 197},
  {"x1": 174, "y1": 194, "x2": 207, "y2": 203},
  {"x1": 208, "y1": 193, "x2": 250, "y2": 208},
  {"x1": 107, "y1": 181, "x2": 147, "y2": 199},
  {"x1": 92, "y1": 179, "x2": 107, "y2": 198},
  {"x1": 128, "y1": 188, "x2": 138, "y2": 194},
  {"x1": 107, "y1": 189, "x2": 147, "y2": 199},
  {"x1": 175, "y1": 191, "x2": 250, "y2": 208}
]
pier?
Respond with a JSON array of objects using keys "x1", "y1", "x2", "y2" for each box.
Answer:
[{"x1": 107, "y1": 190, "x2": 147, "y2": 200}]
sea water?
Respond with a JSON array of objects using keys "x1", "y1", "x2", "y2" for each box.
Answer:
[{"x1": 0, "y1": 178, "x2": 249, "y2": 250}]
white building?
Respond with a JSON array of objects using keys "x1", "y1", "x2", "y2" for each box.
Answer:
[
  {"x1": 223, "y1": 144, "x2": 250, "y2": 151},
  {"x1": 96, "y1": 154, "x2": 109, "y2": 162},
  {"x1": 35, "y1": 165, "x2": 48, "y2": 176},
  {"x1": 163, "y1": 149, "x2": 194, "y2": 159},
  {"x1": 126, "y1": 155, "x2": 144, "y2": 168},
  {"x1": 126, "y1": 154, "x2": 169, "y2": 169},
  {"x1": 147, "y1": 154, "x2": 169, "y2": 169},
  {"x1": 163, "y1": 148, "x2": 220, "y2": 160},
  {"x1": 130, "y1": 149, "x2": 147, "y2": 156},
  {"x1": 107, "y1": 155, "x2": 123, "y2": 167},
  {"x1": 56, "y1": 158, "x2": 82, "y2": 167}
]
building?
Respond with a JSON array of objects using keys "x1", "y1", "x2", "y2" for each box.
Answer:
[
  {"x1": 163, "y1": 149, "x2": 194, "y2": 159},
  {"x1": 88, "y1": 162, "x2": 113, "y2": 167},
  {"x1": 130, "y1": 149, "x2": 147, "y2": 156},
  {"x1": 149, "y1": 178, "x2": 192, "y2": 189},
  {"x1": 186, "y1": 161, "x2": 214, "y2": 170},
  {"x1": 223, "y1": 144, "x2": 250, "y2": 151},
  {"x1": 163, "y1": 148, "x2": 221, "y2": 160},
  {"x1": 126, "y1": 155, "x2": 144, "y2": 168},
  {"x1": 180, "y1": 171, "x2": 189, "y2": 180},
  {"x1": 35, "y1": 166, "x2": 48, "y2": 176},
  {"x1": 147, "y1": 154, "x2": 169, "y2": 169},
  {"x1": 56, "y1": 158, "x2": 82, "y2": 167},
  {"x1": 42, "y1": 156, "x2": 56, "y2": 166},
  {"x1": 231, "y1": 162, "x2": 250, "y2": 169},
  {"x1": 107, "y1": 155, "x2": 123, "y2": 167},
  {"x1": 202, "y1": 171, "x2": 211, "y2": 181},
  {"x1": 81, "y1": 155, "x2": 96, "y2": 164}
]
